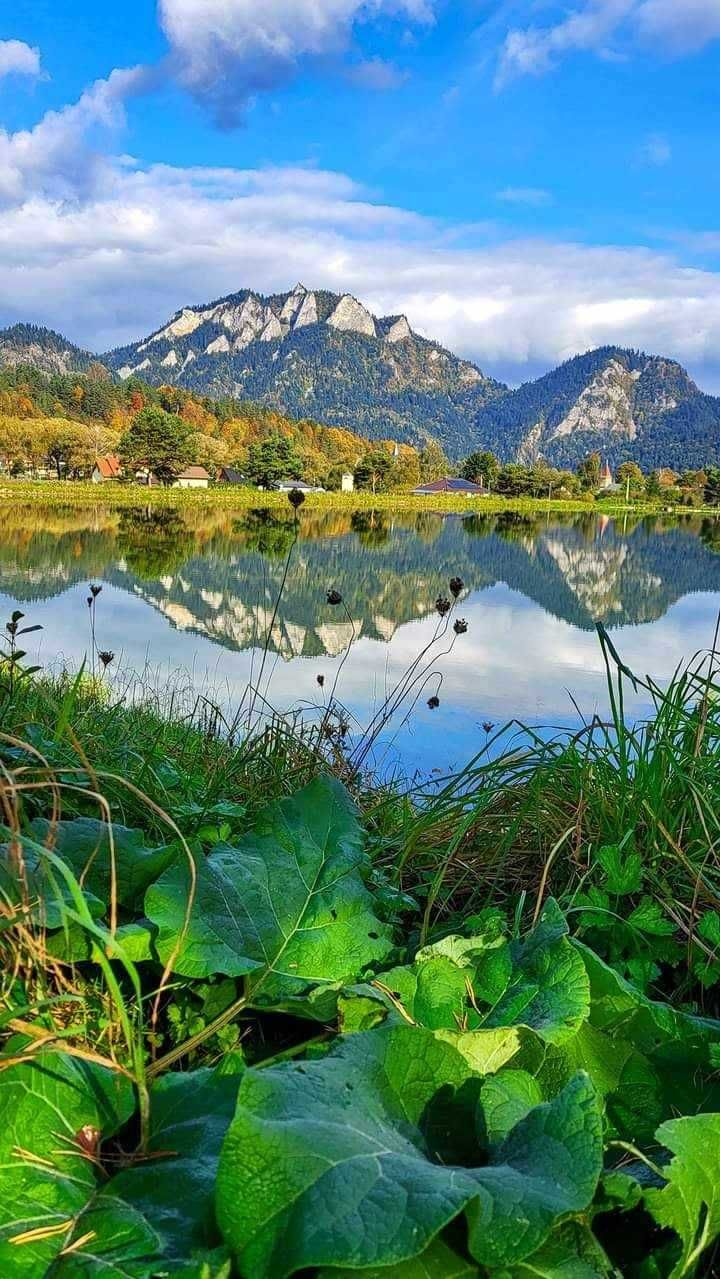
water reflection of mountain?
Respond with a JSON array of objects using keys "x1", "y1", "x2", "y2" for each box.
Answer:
[{"x1": 1, "y1": 506, "x2": 720, "y2": 657}]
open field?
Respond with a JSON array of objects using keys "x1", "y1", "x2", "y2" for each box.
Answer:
[{"x1": 0, "y1": 476, "x2": 707, "y2": 515}]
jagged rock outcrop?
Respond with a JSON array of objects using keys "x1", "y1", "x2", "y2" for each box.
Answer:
[{"x1": 101, "y1": 283, "x2": 505, "y2": 455}]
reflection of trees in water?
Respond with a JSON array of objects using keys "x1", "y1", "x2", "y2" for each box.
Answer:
[
  {"x1": 1, "y1": 506, "x2": 720, "y2": 654},
  {"x1": 233, "y1": 510, "x2": 297, "y2": 560},
  {"x1": 117, "y1": 508, "x2": 194, "y2": 579},
  {"x1": 700, "y1": 517, "x2": 720, "y2": 554},
  {"x1": 350, "y1": 511, "x2": 390, "y2": 548}
]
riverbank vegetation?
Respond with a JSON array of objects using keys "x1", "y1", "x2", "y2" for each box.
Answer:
[{"x1": 3, "y1": 613, "x2": 720, "y2": 1274}]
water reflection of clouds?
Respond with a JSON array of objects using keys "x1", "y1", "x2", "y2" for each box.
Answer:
[{"x1": 5, "y1": 577, "x2": 720, "y2": 777}]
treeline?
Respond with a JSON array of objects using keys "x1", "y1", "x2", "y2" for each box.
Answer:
[
  {"x1": 0, "y1": 363, "x2": 448, "y2": 488},
  {"x1": 461, "y1": 448, "x2": 718, "y2": 505}
]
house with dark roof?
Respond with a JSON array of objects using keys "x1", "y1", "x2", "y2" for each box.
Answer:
[
  {"x1": 411, "y1": 476, "x2": 486, "y2": 496},
  {"x1": 92, "y1": 455, "x2": 122, "y2": 483},
  {"x1": 218, "y1": 466, "x2": 246, "y2": 485},
  {"x1": 272, "y1": 479, "x2": 325, "y2": 493}
]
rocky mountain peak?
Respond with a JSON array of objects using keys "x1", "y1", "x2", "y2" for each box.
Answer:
[{"x1": 327, "y1": 294, "x2": 377, "y2": 337}]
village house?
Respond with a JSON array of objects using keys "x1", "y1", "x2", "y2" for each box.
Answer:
[
  {"x1": 92, "y1": 455, "x2": 122, "y2": 483},
  {"x1": 411, "y1": 476, "x2": 486, "y2": 496},
  {"x1": 173, "y1": 465, "x2": 211, "y2": 489}
]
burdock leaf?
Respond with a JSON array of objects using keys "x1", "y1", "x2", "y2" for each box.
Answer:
[
  {"x1": 646, "y1": 1113, "x2": 720, "y2": 1279},
  {"x1": 481, "y1": 902, "x2": 590, "y2": 1045},
  {"x1": 317, "y1": 1237, "x2": 478, "y2": 1279},
  {"x1": 30, "y1": 817, "x2": 180, "y2": 909},
  {"x1": 146, "y1": 776, "x2": 393, "y2": 997},
  {"x1": 216, "y1": 1025, "x2": 602, "y2": 1279},
  {"x1": 50, "y1": 1070, "x2": 242, "y2": 1276},
  {"x1": 0, "y1": 1053, "x2": 134, "y2": 1275}
]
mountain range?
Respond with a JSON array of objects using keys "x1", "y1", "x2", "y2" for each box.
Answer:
[{"x1": 2, "y1": 285, "x2": 720, "y2": 469}]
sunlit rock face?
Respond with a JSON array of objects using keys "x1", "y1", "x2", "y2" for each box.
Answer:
[
  {"x1": 99, "y1": 283, "x2": 504, "y2": 456},
  {"x1": 550, "y1": 360, "x2": 640, "y2": 443}
]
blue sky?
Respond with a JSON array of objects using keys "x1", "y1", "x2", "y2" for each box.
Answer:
[{"x1": 2, "y1": 1, "x2": 720, "y2": 387}]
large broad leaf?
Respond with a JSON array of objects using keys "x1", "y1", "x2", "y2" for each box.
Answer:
[
  {"x1": 50, "y1": 1196, "x2": 164, "y2": 1277},
  {"x1": 495, "y1": 1222, "x2": 615, "y2": 1278},
  {"x1": 54, "y1": 1068, "x2": 242, "y2": 1276},
  {"x1": 0, "y1": 1053, "x2": 134, "y2": 1276},
  {"x1": 339, "y1": 903, "x2": 588, "y2": 1047},
  {"x1": 318, "y1": 1237, "x2": 479, "y2": 1279},
  {"x1": 575, "y1": 941, "x2": 720, "y2": 1119},
  {"x1": 480, "y1": 903, "x2": 589, "y2": 1045},
  {"x1": 0, "y1": 834, "x2": 105, "y2": 931},
  {"x1": 216, "y1": 1025, "x2": 602, "y2": 1279},
  {"x1": 646, "y1": 1114, "x2": 720, "y2": 1279},
  {"x1": 146, "y1": 777, "x2": 393, "y2": 999},
  {"x1": 31, "y1": 818, "x2": 180, "y2": 909}
]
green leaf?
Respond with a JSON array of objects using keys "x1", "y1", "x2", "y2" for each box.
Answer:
[
  {"x1": 339, "y1": 906, "x2": 587, "y2": 1048},
  {"x1": 479, "y1": 1069, "x2": 544, "y2": 1146},
  {"x1": 216, "y1": 1025, "x2": 602, "y2": 1279},
  {"x1": 31, "y1": 818, "x2": 180, "y2": 909},
  {"x1": 627, "y1": 899, "x2": 676, "y2": 937},
  {"x1": 51, "y1": 1195, "x2": 164, "y2": 1277},
  {"x1": 596, "y1": 844, "x2": 643, "y2": 896},
  {"x1": 146, "y1": 777, "x2": 393, "y2": 999},
  {"x1": 0, "y1": 1053, "x2": 134, "y2": 1275},
  {"x1": 0, "y1": 834, "x2": 105, "y2": 930},
  {"x1": 481, "y1": 903, "x2": 590, "y2": 1045},
  {"x1": 493, "y1": 1221, "x2": 615, "y2": 1278},
  {"x1": 318, "y1": 1237, "x2": 478, "y2": 1278},
  {"x1": 66, "y1": 1069, "x2": 245, "y2": 1268},
  {"x1": 646, "y1": 1114, "x2": 720, "y2": 1279}
]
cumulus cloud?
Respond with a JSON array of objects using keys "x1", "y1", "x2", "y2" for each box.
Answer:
[
  {"x1": 0, "y1": 39, "x2": 42, "y2": 80},
  {"x1": 0, "y1": 65, "x2": 153, "y2": 206},
  {"x1": 497, "y1": 0, "x2": 720, "y2": 85},
  {"x1": 1, "y1": 138, "x2": 720, "y2": 390},
  {"x1": 157, "y1": 0, "x2": 433, "y2": 123}
]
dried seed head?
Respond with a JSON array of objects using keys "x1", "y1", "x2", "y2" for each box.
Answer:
[
  {"x1": 317, "y1": 674, "x2": 325, "y2": 687},
  {"x1": 326, "y1": 588, "x2": 343, "y2": 606},
  {"x1": 435, "y1": 595, "x2": 451, "y2": 617},
  {"x1": 453, "y1": 618, "x2": 468, "y2": 635},
  {"x1": 449, "y1": 576, "x2": 464, "y2": 598},
  {"x1": 427, "y1": 695, "x2": 440, "y2": 710},
  {"x1": 287, "y1": 488, "x2": 306, "y2": 509},
  {"x1": 89, "y1": 584, "x2": 102, "y2": 598},
  {"x1": 482, "y1": 721, "x2": 495, "y2": 734},
  {"x1": 98, "y1": 650, "x2": 115, "y2": 668}
]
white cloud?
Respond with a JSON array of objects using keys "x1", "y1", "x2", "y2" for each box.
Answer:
[
  {"x1": 0, "y1": 66, "x2": 152, "y2": 206},
  {"x1": 1, "y1": 127, "x2": 720, "y2": 390},
  {"x1": 158, "y1": 0, "x2": 434, "y2": 123},
  {"x1": 636, "y1": 0, "x2": 720, "y2": 53},
  {"x1": 496, "y1": 186, "x2": 553, "y2": 207},
  {"x1": 0, "y1": 39, "x2": 41, "y2": 80},
  {"x1": 497, "y1": 0, "x2": 720, "y2": 84}
]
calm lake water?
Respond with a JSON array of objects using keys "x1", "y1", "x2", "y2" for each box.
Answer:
[{"x1": 3, "y1": 504, "x2": 720, "y2": 777}]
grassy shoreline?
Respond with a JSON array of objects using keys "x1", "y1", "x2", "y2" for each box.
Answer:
[
  {"x1": 0, "y1": 476, "x2": 710, "y2": 515},
  {"x1": 3, "y1": 648, "x2": 720, "y2": 1273}
]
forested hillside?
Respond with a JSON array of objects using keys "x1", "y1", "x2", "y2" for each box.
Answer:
[{"x1": 0, "y1": 361, "x2": 428, "y2": 486}]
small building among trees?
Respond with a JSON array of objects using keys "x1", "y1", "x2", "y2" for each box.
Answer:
[
  {"x1": 412, "y1": 477, "x2": 486, "y2": 496},
  {"x1": 92, "y1": 455, "x2": 122, "y2": 483},
  {"x1": 173, "y1": 465, "x2": 211, "y2": 489}
]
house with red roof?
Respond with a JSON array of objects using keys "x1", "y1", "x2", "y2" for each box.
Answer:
[{"x1": 92, "y1": 455, "x2": 122, "y2": 483}]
